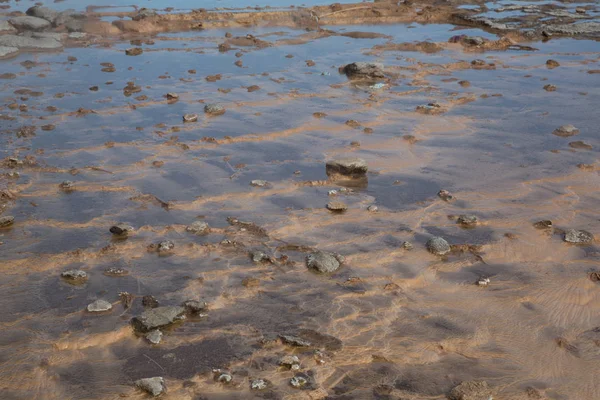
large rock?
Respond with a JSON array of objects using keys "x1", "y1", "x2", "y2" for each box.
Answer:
[
  {"x1": 131, "y1": 306, "x2": 186, "y2": 332},
  {"x1": 0, "y1": 20, "x2": 17, "y2": 34},
  {"x1": 9, "y1": 16, "x2": 51, "y2": 32},
  {"x1": 448, "y1": 380, "x2": 492, "y2": 400},
  {"x1": 564, "y1": 229, "x2": 594, "y2": 244},
  {"x1": 326, "y1": 158, "x2": 368, "y2": 178},
  {"x1": 26, "y1": 6, "x2": 59, "y2": 24},
  {"x1": 135, "y1": 377, "x2": 165, "y2": 397},
  {"x1": 0, "y1": 35, "x2": 62, "y2": 50},
  {"x1": 543, "y1": 22, "x2": 600, "y2": 36},
  {"x1": 0, "y1": 46, "x2": 19, "y2": 59},
  {"x1": 426, "y1": 237, "x2": 451, "y2": 255},
  {"x1": 306, "y1": 251, "x2": 342, "y2": 273},
  {"x1": 341, "y1": 62, "x2": 385, "y2": 79},
  {"x1": 54, "y1": 10, "x2": 81, "y2": 27}
]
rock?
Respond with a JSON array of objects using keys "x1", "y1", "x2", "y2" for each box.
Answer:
[
  {"x1": 367, "y1": 205, "x2": 378, "y2": 212},
  {"x1": 166, "y1": 92, "x2": 179, "y2": 100},
  {"x1": 416, "y1": 102, "x2": 443, "y2": 114},
  {"x1": 103, "y1": 266, "x2": 129, "y2": 276},
  {"x1": 569, "y1": 141, "x2": 592, "y2": 150},
  {"x1": 0, "y1": 215, "x2": 15, "y2": 227},
  {"x1": 186, "y1": 221, "x2": 209, "y2": 235},
  {"x1": 142, "y1": 295, "x2": 159, "y2": 308},
  {"x1": 457, "y1": 215, "x2": 478, "y2": 227},
  {"x1": 9, "y1": 16, "x2": 51, "y2": 32},
  {"x1": 426, "y1": 237, "x2": 451, "y2": 256},
  {"x1": 533, "y1": 220, "x2": 552, "y2": 229},
  {"x1": 476, "y1": 277, "x2": 490, "y2": 287},
  {"x1": 109, "y1": 224, "x2": 134, "y2": 236},
  {"x1": 252, "y1": 251, "x2": 270, "y2": 263},
  {"x1": 327, "y1": 201, "x2": 348, "y2": 212},
  {"x1": 564, "y1": 229, "x2": 594, "y2": 244},
  {"x1": 131, "y1": 306, "x2": 186, "y2": 332},
  {"x1": 65, "y1": 19, "x2": 85, "y2": 32},
  {"x1": 553, "y1": 124, "x2": 579, "y2": 137},
  {"x1": 132, "y1": 8, "x2": 157, "y2": 21},
  {"x1": 279, "y1": 355, "x2": 301, "y2": 370},
  {"x1": 463, "y1": 36, "x2": 485, "y2": 46},
  {"x1": 135, "y1": 377, "x2": 165, "y2": 397},
  {"x1": 204, "y1": 103, "x2": 225, "y2": 116},
  {"x1": 448, "y1": 380, "x2": 492, "y2": 400},
  {"x1": 145, "y1": 330, "x2": 163, "y2": 344},
  {"x1": 0, "y1": 46, "x2": 19, "y2": 59},
  {"x1": 181, "y1": 300, "x2": 208, "y2": 313},
  {"x1": 125, "y1": 47, "x2": 143, "y2": 56},
  {"x1": 251, "y1": 379, "x2": 268, "y2": 390},
  {"x1": 26, "y1": 6, "x2": 59, "y2": 23},
  {"x1": 542, "y1": 22, "x2": 600, "y2": 36},
  {"x1": 0, "y1": 21, "x2": 17, "y2": 34},
  {"x1": 157, "y1": 240, "x2": 175, "y2": 253},
  {"x1": 68, "y1": 32, "x2": 87, "y2": 40},
  {"x1": 61, "y1": 269, "x2": 87, "y2": 282},
  {"x1": 326, "y1": 158, "x2": 368, "y2": 178},
  {"x1": 53, "y1": 10, "x2": 80, "y2": 27},
  {"x1": 290, "y1": 375, "x2": 308, "y2": 388},
  {"x1": 182, "y1": 113, "x2": 198, "y2": 123},
  {"x1": 544, "y1": 84, "x2": 557, "y2": 92},
  {"x1": 306, "y1": 251, "x2": 341, "y2": 273},
  {"x1": 0, "y1": 35, "x2": 62, "y2": 50},
  {"x1": 25, "y1": 31, "x2": 64, "y2": 40},
  {"x1": 250, "y1": 179, "x2": 269, "y2": 187},
  {"x1": 341, "y1": 62, "x2": 385, "y2": 79},
  {"x1": 217, "y1": 372, "x2": 232, "y2": 383},
  {"x1": 280, "y1": 334, "x2": 311, "y2": 347},
  {"x1": 546, "y1": 59, "x2": 560, "y2": 69},
  {"x1": 59, "y1": 180, "x2": 74, "y2": 191},
  {"x1": 401, "y1": 241, "x2": 413, "y2": 250},
  {"x1": 87, "y1": 299, "x2": 112, "y2": 312}
]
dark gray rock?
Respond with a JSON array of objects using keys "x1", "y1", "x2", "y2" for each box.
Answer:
[
  {"x1": 341, "y1": 62, "x2": 385, "y2": 79},
  {"x1": 135, "y1": 377, "x2": 165, "y2": 397},
  {"x1": 306, "y1": 251, "x2": 341, "y2": 273},
  {"x1": 0, "y1": 35, "x2": 63, "y2": 50},
  {"x1": 186, "y1": 221, "x2": 209, "y2": 234},
  {"x1": 87, "y1": 299, "x2": 112, "y2": 312},
  {"x1": 438, "y1": 189, "x2": 454, "y2": 201},
  {"x1": 0, "y1": 216, "x2": 15, "y2": 227},
  {"x1": 280, "y1": 334, "x2": 312, "y2": 347},
  {"x1": 60, "y1": 180, "x2": 75, "y2": 191},
  {"x1": 564, "y1": 229, "x2": 594, "y2": 244},
  {"x1": 9, "y1": 16, "x2": 51, "y2": 31},
  {"x1": 326, "y1": 158, "x2": 368, "y2": 178},
  {"x1": 448, "y1": 380, "x2": 492, "y2": 400},
  {"x1": 426, "y1": 237, "x2": 451, "y2": 256},
  {"x1": 182, "y1": 113, "x2": 198, "y2": 123},
  {"x1": 109, "y1": 224, "x2": 134, "y2": 236},
  {"x1": 26, "y1": 6, "x2": 59, "y2": 23},
  {"x1": 131, "y1": 306, "x2": 186, "y2": 332},
  {"x1": 54, "y1": 10, "x2": 81, "y2": 27}
]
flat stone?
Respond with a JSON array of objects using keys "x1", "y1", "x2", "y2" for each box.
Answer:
[
  {"x1": 0, "y1": 215, "x2": 15, "y2": 227},
  {"x1": 68, "y1": 32, "x2": 87, "y2": 40},
  {"x1": 0, "y1": 35, "x2": 62, "y2": 50},
  {"x1": 553, "y1": 124, "x2": 579, "y2": 137},
  {"x1": 0, "y1": 21, "x2": 17, "y2": 34},
  {"x1": 327, "y1": 201, "x2": 348, "y2": 212},
  {"x1": 61, "y1": 269, "x2": 87, "y2": 282},
  {"x1": 543, "y1": 22, "x2": 600, "y2": 36},
  {"x1": 135, "y1": 377, "x2": 165, "y2": 397},
  {"x1": 280, "y1": 334, "x2": 312, "y2": 347},
  {"x1": 26, "y1": 6, "x2": 59, "y2": 23},
  {"x1": 109, "y1": 224, "x2": 134, "y2": 236},
  {"x1": 306, "y1": 251, "x2": 341, "y2": 273},
  {"x1": 27, "y1": 32, "x2": 64, "y2": 41},
  {"x1": 250, "y1": 179, "x2": 269, "y2": 187},
  {"x1": 182, "y1": 113, "x2": 198, "y2": 123},
  {"x1": 564, "y1": 229, "x2": 594, "y2": 244},
  {"x1": 87, "y1": 299, "x2": 112, "y2": 312},
  {"x1": 181, "y1": 300, "x2": 208, "y2": 313},
  {"x1": 131, "y1": 306, "x2": 186, "y2": 332},
  {"x1": 132, "y1": 8, "x2": 158, "y2": 21},
  {"x1": 145, "y1": 330, "x2": 163, "y2": 344},
  {"x1": 326, "y1": 158, "x2": 368, "y2": 178},
  {"x1": 341, "y1": 62, "x2": 385, "y2": 79},
  {"x1": 9, "y1": 16, "x2": 51, "y2": 31},
  {"x1": 448, "y1": 380, "x2": 492, "y2": 400},
  {"x1": 533, "y1": 220, "x2": 552, "y2": 229},
  {"x1": 186, "y1": 221, "x2": 209, "y2": 234},
  {"x1": 204, "y1": 103, "x2": 226, "y2": 115},
  {"x1": 569, "y1": 141, "x2": 592, "y2": 150},
  {"x1": 457, "y1": 215, "x2": 478, "y2": 227},
  {"x1": 426, "y1": 237, "x2": 451, "y2": 256}
]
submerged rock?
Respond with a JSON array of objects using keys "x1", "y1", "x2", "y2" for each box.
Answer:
[
  {"x1": 131, "y1": 306, "x2": 186, "y2": 332},
  {"x1": 341, "y1": 62, "x2": 385, "y2": 79},
  {"x1": 0, "y1": 216, "x2": 15, "y2": 227},
  {"x1": 553, "y1": 124, "x2": 579, "y2": 137},
  {"x1": 426, "y1": 237, "x2": 451, "y2": 256},
  {"x1": 125, "y1": 47, "x2": 143, "y2": 56},
  {"x1": 457, "y1": 215, "x2": 478, "y2": 227},
  {"x1": 306, "y1": 251, "x2": 341, "y2": 273},
  {"x1": 181, "y1": 299, "x2": 208, "y2": 313},
  {"x1": 61, "y1": 269, "x2": 88, "y2": 283},
  {"x1": 326, "y1": 158, "x2": 368, "y2": 178},
  {"x1": 186, "y1": 221, "x2": 209, "y2": 235},
  {"x1": 564, "y1": 229, "x2": 594, "y2": 244},
  {"x1": 569, "y1": 141, "x2": 593, "y2": 150},
  {"x1": 87, "y1": 299, "x2": 112, "y2": 312},
  {"x1": 448, "y1": 380, "x2": 492, "y2": 400},
  {"x1": 9, "y1": 16, "x2": 51, "y2": 32},
  {"x1": 182, "y1": 113, "x2": 198, "y2": 123},
  {"x1": 533, "y1": 220, "x2": 552, "y2": 229},
  {"x1": 59, "y1": 180, "x2": 75, "y2": 191},
  {"x1": 204, "y1": 103, "x2": 225, "y2": 116},
  {"x1": 438, "y1": 189, "x2": 454, "y2": 201},
  {"x1": 135, "y1": 377, "x2": 165, "y2": 397},
  {"x1": 145, "y1": 330, "x2": 163, "y2": 344}
]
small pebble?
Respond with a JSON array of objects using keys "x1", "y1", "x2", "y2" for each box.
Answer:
[
  {"x1": 183, "y1": 113, "x2": 198, "y2": 123},
  {"x1": 438, "y1": 189, "x2": 454, "y2": 201},
  {"x1": 367, "y1": 205, "x2": 378, "y2": 212},
  {"x1": 251, "y1": 379, "x2": 267, "y2": 390},
  {"x1": 145, "y1": 330, "x2": 163, "y2": 344}
]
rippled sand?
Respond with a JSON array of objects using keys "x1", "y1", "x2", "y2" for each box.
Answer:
[{"x1": 1, "y1": 0, "x2": 600, "y2": 399}]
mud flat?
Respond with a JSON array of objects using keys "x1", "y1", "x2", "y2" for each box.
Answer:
[{"x1": 0, "y1": 0, "x2": 600, "y2": 399}]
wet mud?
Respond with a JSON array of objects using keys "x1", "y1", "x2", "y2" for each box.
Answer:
[{"x1": 1, "y1": 0, "x2": 600, "y2": 399}]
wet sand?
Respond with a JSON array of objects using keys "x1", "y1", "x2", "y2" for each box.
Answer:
[{"x1": 1, "y1": 0, "x2": 600, "y2": 399}]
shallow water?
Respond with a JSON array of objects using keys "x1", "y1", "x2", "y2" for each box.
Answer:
[{"x1": 1, "y1": 0, "x2": 600, "y2": 399}]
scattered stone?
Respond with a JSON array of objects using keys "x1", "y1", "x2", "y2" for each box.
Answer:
[
  {"x1": 306, "y1": 60, "x2": 315, "y2": 67},
  {"x1": 142, "y1": 295, "x2": 159, "y2": 308},
  {"x1": 204, "y1": 103, "x2": 225, "y2": 116},
  {"x1": 182, "y1": 113, "x2": 198, "y2": 123},
  {"x1": 533, "y1": 220, "x2": 552, "y2": 229},
  {"x1": 59, "y1": 180, "x2": 74, "y2": 191},
  {"x1": 341, "y1": 62, "x2": 385, "y2": 79},
  {"x1": 476, "y1": 277, "x2": 490, "y2": 287},
  {"x1": 181, "y1": 300, "x2": 208, "y2": 313},
  {"x1": 125, "y1": 47, "x2": 143, "y2": 56},
  {"x1": 103, "y1": 266, "x2": 129, "y2": 276},
  {"x1": 157, "y1": 240, "x2": 175, "y2": 253},
  {"x1": 251, "y1": 379, "x2": 268, "y2": 390},
  {"x1": 426, "y1": 237, "x2": 451, "y2": 256},
  {"x1": 448, "y1": 380, "x2": 492, "y2": 400},
  {"x1": 109, "y1": 224, "x2": 134, "y2": 237},
  {"x1": 326, "y1": 158, "x2": 368, "y2": 178},
  {"x1": 186, "y1": 221, "x2": 210, "y2": 235},
  {"x1": 553, "y1": 124, "x2": 579, "y2": 137},
  {"x1": 306, "y1": 251, "x2": 341, "y2": 273},
  {"x1": 166, "y1": 92, "x2": 178, "y2": 101},
  {"x1": 145, "y1": 330, "x2": 163, "y2": 344},
  {"x1": 416, "y1": 102, "x2": 443, "y2": 114},
  {"x1": 564, "y1": 229, "x2": 594, "y2": 244},
  {"x1": 401, "y1": 241, "x2": 413, "y2": 250},
  {"x1": 0, "y1": 215, "x2": 15, "y2": 227},
  {"x1": 327, "y1": 201, "x2": 348, "y2": 212},
  {"x1": 0, "y1": 46, "x2": 19, "y2": 59},
  {"x1": 279, "y1": 355, "x2": 301, "y2": 370},
  {"x1": 9, "y1": 16, "x2": 51, "y2": 32},
  {"x1": 290, "y1": 375, "x2": 308, "y2": 388},
  {"x1": 215, "y1": 371, "x2": 232, "y2": 383},
  {"x1": 569, "y1": 141, "x2": 592, "y2": 150},
  {"x1": 367, "y1": 205, "x2": 378, "y2": 212},
  {"x1": 438, "y1": 189, "x2": 454, "y2": 201},
  {"x1": 546, "y1": 59, "x2": 560, "y2": 69},
  {"x1": 247, "y1": 85, "x2": 260, "y2": 92},
  {"x1": 345, "y1": 119, "x2": 361, "y2": 128},
  {"x1": 61, "y1": 269, "x2": 87, "y2": 283},
  {"x1": 457, "y1": 215, "x2": 478, "y2": 227},
  {"x1": 250, "y1": 179, "x2": 269, "y2": 188},
  {"x1": 544, "y1": 84, "x2": 557, "y2": 92},
  {"x1": 87, "y1": 299, "x2": 112, "y2": 312},
  {"x1": 131, "y1": 306, "x2": 186, "y2": 332},
  {"x1": 135, "y1": 377, "x2": 165, "y2": 397},
  {"x1": 280, "y1": 334, "x2": 311, "y2": 347},
  {"x1": 252, "y1": 251, "x2": 270, "y2": 263},
  {"x1": 242, "y1": 277, "x2": 260, "y2": 287},
  {"x1": 458, "y1": 80, "x2": 471, "y2": 87}
]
